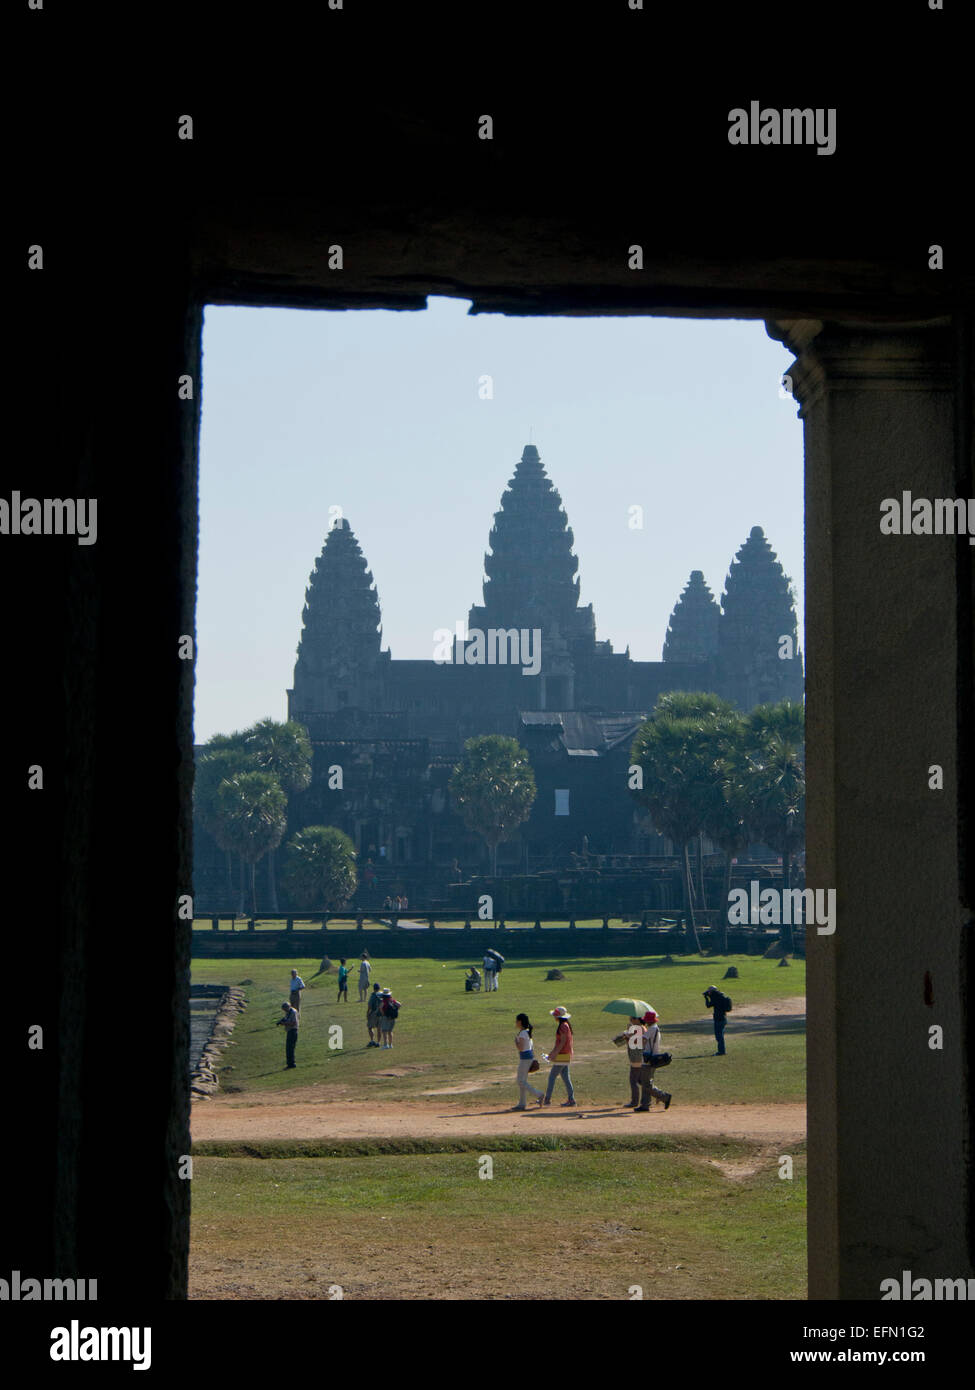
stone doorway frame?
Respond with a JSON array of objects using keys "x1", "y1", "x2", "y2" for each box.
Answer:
[{"x1": 16, "y1": 162, "x2": 972, "y2": 1304}]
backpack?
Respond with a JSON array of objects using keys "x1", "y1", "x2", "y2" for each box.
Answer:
[
  {"x1": 719, "y1": 992, "x2": 732, "y2": 1012},
  {"x1": 385, "y1": 999, "x2": 400, "y2": 1019}
]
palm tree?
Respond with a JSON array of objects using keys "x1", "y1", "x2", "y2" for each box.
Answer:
[
  {"x1": 284, "y1": 825, "x2": 358, "y2": 911},
  {"x1": 654, "y1": 692, "x2": 738, "y2": 911},
  {"x1": 745, "y1": 701, "x2": 805, "y2": 889},
  {"x1": 216, "y1": 771, "x2": 288, "y2": 917},
  {"x1": 695, "y1": 711, "x2": 749, "y2": 953},
  {"x1": 244, "y1": 719, "x2": 313, "y2": 910},
  {"x1": 631, "y1": 713, "x2": 707, "y2": 951},
  {"x1": 449, "y1": 735, "x2": 536, "y2": 877},
  {"x1": 195, "y1": 734, "x2": 256, "y2": 904},
  {"x1": 731, "y1": 701, "x2": 806, "y2": 947}
]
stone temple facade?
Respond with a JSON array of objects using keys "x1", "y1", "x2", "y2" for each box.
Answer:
[{"x1": 278, "y1": 444, "x2": 803, "y2": 877}]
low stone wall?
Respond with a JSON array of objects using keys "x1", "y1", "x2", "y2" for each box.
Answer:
[{"x1": 189, "y1": 985, "x2": 246, "y2": 1098}]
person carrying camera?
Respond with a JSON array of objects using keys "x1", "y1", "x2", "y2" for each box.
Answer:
[
  {"x1": 276, "y1": 1000, "x2": 300, "y2": 1069},
  {"x1": 704, "y1": 984, "x2": 730, "y2": 1055}
]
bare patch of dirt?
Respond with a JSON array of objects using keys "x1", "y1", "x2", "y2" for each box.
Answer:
[
  {"x1": 731, "y1": 996, "x2": 805, "y2": 1017},
  {"x1": 707, "y1": 1158, "x2": 761, "y2": 1181},
  {"x1": 365, "y1": 1064, "x2": 432, "y2": 1078},
  {"x1": 705, "y1": 1142, "x2": 783, "y2": 1182},
  {"x1": 420, "y1": 1082, "x2": 487, "y2": 1095}
]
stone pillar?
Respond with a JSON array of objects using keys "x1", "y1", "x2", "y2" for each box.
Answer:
[{"x1": 770, "y1": 319, "x2": 972, "y2": 1299}]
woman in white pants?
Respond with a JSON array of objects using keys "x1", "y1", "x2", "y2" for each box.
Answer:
[{"x1": 513, "y1": 1013, "x2": 544, "y2": 1110}]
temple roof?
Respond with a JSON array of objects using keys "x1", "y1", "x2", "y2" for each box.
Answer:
[{"x1": 520, "y1": 710, "x2": 647, "y2": 756}]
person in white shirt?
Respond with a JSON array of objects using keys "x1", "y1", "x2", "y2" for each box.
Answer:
[
  {"x1": 358, "y1": 956, "x2": 371, "y2": 1001},
  {"x1": 289, "y1": 968, "x2": 306, "y2": 1012},
  {"x1": 635, "y1": 1009, "x2": 672, "y2": 1112},
  {"x1": 513, "y1": 1013, "x2": 544, "y2": 1110},
  {"x1": 614, "y1": 1015, "x2": 648, "y2": 1107}
]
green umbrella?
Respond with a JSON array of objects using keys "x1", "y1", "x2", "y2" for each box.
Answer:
[{"x1": 603, "y1": 998, "x2": 652, "y2": 1017}]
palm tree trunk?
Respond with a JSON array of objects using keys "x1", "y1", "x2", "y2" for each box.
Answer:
[
  {"x1": 491, "y1": 841, "x2": 498, "y2": 878},
  {"x1": 225, "y1": 848, "x2": 234, "y2": 904},
  {"x1": 251, "y1": 859, "x2": 258, "y2": 918},
  {"x1": 783, "y1": 847, "x2": 795, "y2": 952},
  {"x1": 721, "y1": 850, "x2": 732, "y2": 955},
  {"x1": 698, "y1": 832, "x2": 708, "y2": 910},
  {"x1": 268, "y1": 846, "x2": 279, "y2": 912},
  {"x1": 681, "y1": 841, "x2": 703, "y2": 954},
  {"x1": 237, "y1": 857, "x2": 246, "y2": 917}
]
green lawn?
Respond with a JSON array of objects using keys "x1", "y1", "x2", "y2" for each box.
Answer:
[
  {"x1": 190, "y1": 953, "x2": 805, "y2": 1107},
  {"x1": 189, "y1": 1144, "x2": 807, "y2": 1299}
]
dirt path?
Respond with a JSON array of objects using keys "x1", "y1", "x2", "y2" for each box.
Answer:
[{"x1": 192, "y1": 1095, "x2": 805, "y2": 1143}]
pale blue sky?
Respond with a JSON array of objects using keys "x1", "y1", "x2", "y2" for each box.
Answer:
[{"x1": 196, "y1": 298, "x2": 803, "y2": 743}]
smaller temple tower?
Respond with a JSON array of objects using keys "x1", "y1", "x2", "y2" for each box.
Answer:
[
  {"x1": 716, "y1": 525, "x2": 803, "y2": 710},
  {"x1": 662, "y1": 570, "x2": 720, "y2": 664},
  {"x1": 288, "y1": 517, "x2": 387, "y2": 717}
]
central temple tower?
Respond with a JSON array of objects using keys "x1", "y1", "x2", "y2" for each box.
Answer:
[
  {"x1": 467, "y1": 445, "x2": 596, "y2": 703},
  {"x1": 467, "y1": 444, "x2": 597, "y2": 707}
]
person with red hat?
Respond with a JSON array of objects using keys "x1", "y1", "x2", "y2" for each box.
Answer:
[
  {"x1": 613, "y1": 1009, "x2": 672, "y2": 1111},
  {"x1": 635, "y1": 1009, "x2": 672, "y2": 1113},
  {"x1": 542, "y1": 1006, "x2": 576, "y2": 1106}
]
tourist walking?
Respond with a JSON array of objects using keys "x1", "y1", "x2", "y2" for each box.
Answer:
[
  {"x1": 289, "y1": 968, "x2": 305, "y2": 1012},
  {"x1": 337, "y1": 958, "x2": 350, "y2": 1002},
  {"x1": 483, "y1": 948, "x2": 503, "y2": 990},
  {"x1": 276, "y1": 1000, "x2": 300, "y2": 1068},
  {"x1": 704, "y1": 984, "x2": 731, "y2": 1054},
  {"x1": 635, "y1": 1009, "x2": 672, "y2": 1111},
  {"x1": 490, "y1": 950, "x2": 504, "y2": 988},
  {"x1": 613, "y1": 1012, "x2": 670, "y2": 1111},
  {"x1": 513, "y1": 1013, "x2": 544, "y2": 1110},
  {"x1": 358, "y1": 955, "x2": 372, "y2": 1001},
  {"x1": 613, "y1": 1015, "x2": 646, "y2": 1106},
  {"x1": 542, "y1": 1006, "x2": 576, "y2": 1106},
  {"x1": 613, "y1": 1011, "x2": 672, "y2": 1111},
  {"x1": 366, "y1": 982, "x2": 383, "y2": 1045},
  {"x1": 379, "y1": 988, "x2": 401, "y2": 1048}
]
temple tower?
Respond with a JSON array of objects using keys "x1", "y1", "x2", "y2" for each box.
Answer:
[
  {"x1": 716, "y1": 525, "x2": 804, "y2": 710},
  {"x1": 468, "y1": 445, "x2": 596, "y2": 694},
  {"x1": 662, "y1": 569, "x2": 720, "y2": 663},
  {"x1": 288, "y1": 517, "x2": 386, "y2": 716}
]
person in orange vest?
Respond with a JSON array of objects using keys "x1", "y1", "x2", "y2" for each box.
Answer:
[{"x1": 542, "y1": 1006, "x2": 576, "y2": 1106}]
